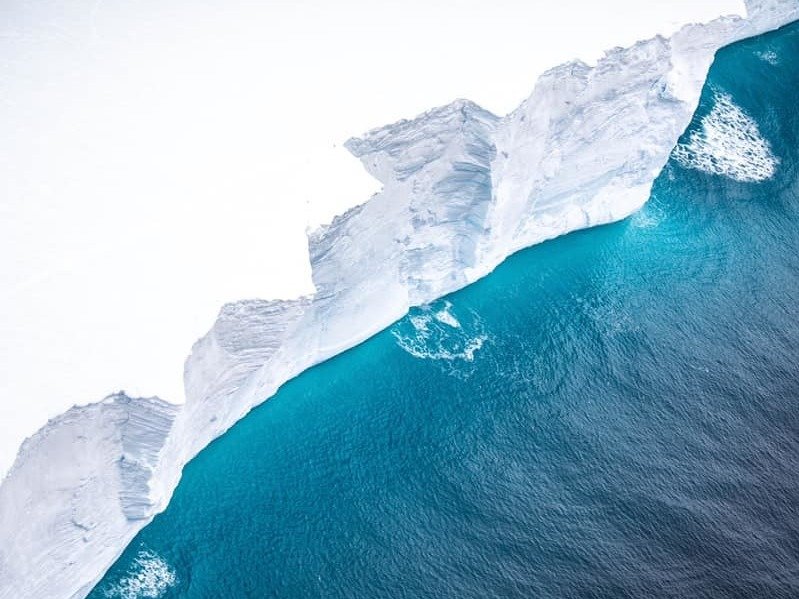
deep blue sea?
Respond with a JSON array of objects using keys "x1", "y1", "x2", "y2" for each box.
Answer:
[{"x1": 92, "y1": 21, "x2": 799, "y2": 599}]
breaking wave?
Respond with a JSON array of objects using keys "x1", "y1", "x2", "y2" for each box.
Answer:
[
  {"x1": 672, "y1": 91, "x2": 779, "y2": 182},
  {"x1": 102, "y1": 549, "x2": 177, "y2": 599}
]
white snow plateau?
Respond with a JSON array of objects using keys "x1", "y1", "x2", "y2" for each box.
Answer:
[{"x1": 2, "y1": 1, "x2": 798, "y2": 597}]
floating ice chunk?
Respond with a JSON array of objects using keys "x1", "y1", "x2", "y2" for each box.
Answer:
[
  {"x1": 434, "y1": 301, "x2": 461, "y2": 328},
  {"x1": 672, "y1": 91, "x2": 779, "y2": 182}
]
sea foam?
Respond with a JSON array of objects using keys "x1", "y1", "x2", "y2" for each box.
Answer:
[
  {"x1": 102, "y1": 550, "x2": 177, "y2": 599},
  {"x1": 756, "y1": 48, "x2": 780, "y2": 64},
  {"x1": 672, "y1": 91, "x2": 779, "y2": 182},
  {"x1": 391, "y1": 300, "x2": 489, "y2": 370}
]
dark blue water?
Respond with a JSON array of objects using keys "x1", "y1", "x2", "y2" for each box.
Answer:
[{"x1": 93, "y1": 22, "x2": 799, "y2": 599}]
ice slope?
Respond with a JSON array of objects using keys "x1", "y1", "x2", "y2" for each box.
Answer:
[{"x1": 2, "y1": 1, "x2": 798, "y2": 597}]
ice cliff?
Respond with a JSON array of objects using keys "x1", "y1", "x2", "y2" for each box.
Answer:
[{"x1": 2, "y1": 1, "x2": 798, "y2": 597}]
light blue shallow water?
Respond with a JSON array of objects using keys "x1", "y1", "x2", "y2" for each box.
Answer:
[{"x1": 93, "y1": 22, "x2": 799, "y2": 599}]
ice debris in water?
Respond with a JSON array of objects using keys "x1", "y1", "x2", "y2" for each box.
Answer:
[
  {"x1": 391, "y1": 300, "x2": 488, "y2": 366},
  {"x1": 103, "y1": 550, "x2": 177, "y2": 599},
  {"x1": 672, "y1": 91, "x2": 779, "y2": 183}
]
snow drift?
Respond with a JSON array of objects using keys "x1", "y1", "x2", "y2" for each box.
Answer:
[{"x1": 1, "y1": 1, "x2": 798, "y2": 597}]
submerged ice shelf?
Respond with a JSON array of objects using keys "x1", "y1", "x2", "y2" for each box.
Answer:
[{"x1": 2, "y1": 1, "x2": 799, "y2": 597}]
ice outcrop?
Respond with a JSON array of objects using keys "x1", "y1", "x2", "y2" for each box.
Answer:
[
  {"x1": 2, "y1": 1, "x2": 798, "y2": 597},
  {"x1": 0, "y1": 394, "x2": 177, "y2": 598}
]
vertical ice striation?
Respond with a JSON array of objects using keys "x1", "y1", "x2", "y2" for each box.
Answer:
[
  {"x1": 116, "y1": 396, "x2": 179, "y2": 521},
  {"x1": 1, "y1": 1, "x2": 798, "y2": 597},
  {"x1": 333, "y1": 100, "x2": 499, "y2": 306}
]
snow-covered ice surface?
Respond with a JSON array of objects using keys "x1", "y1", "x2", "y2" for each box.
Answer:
[
  {"x1": 0, "y1": 395, "x2": 178, "y2": 598},
  {"x1": 2, "y1": 1, "x2": 799, "y2": 597}
]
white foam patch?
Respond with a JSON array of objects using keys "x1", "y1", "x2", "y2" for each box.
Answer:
[
  {"x1": 391, "y1": 301, "x2": 488, "y2": 369},
  {"x1": 103, "y1": 550, "x2": 177, "y2": 599},
  {"x1": 672, "y1": 91, "x2": 779, "y2": 183},
  {"x1": 756, "y1": 49, "x2": 780, "y2": 64}
]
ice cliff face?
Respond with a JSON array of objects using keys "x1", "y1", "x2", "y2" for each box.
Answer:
[
  {"x1": 2, "y1": 2, "x2": 798, "y2": 597},
  {"x1": 477, "y1": 3, "x2": 788, "y2": 268},
  {"x1": 0, "y1": 394, "x2": 177, "y2": 598},
  {"x1": 342, "y1": 100, "x2": 498, "y2": 305}
]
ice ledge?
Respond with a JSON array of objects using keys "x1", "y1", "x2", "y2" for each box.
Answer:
[{"x1": 2, "y1": 2, "x2": 798, "y2": 597}]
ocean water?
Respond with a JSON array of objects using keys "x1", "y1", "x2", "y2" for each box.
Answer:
[{"x1": 92, "y1": 21, "x2": 799, "y2": 599}]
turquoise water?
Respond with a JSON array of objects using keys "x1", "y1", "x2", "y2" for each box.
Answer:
[{"x1": 93, "y1": 22, "x2": 799, "y2": 599}]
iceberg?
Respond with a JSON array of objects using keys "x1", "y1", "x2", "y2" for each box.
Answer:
[{"x1": 1, "y1": 1, "x2": 798, "y2": 597}]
